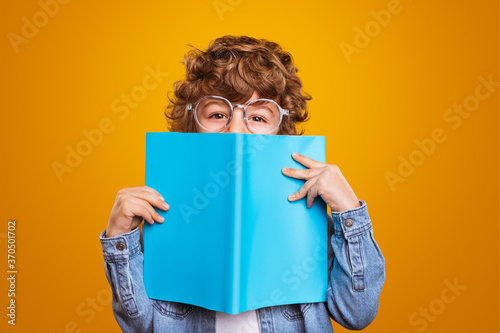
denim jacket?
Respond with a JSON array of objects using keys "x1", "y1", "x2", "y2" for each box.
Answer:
[{"x1": 99, "y1": 199, "x2": 385, "y2": 332}]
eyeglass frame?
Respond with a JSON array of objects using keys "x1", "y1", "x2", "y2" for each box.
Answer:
[{"x1": 187, "y1": 95, "x2": 289, "y2": 135}]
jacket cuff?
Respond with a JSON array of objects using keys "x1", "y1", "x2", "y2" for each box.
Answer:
[
  {"x1": 99, "y1": 227, "x2": 141, "y2": 262},
  {"x1": 330, "y1": 199, "x2": 371, "y2": 239}
]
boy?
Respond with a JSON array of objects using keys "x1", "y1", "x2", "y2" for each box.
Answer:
[{"x1": 100, "y1": 35, "x2": 385, "y2": 332}]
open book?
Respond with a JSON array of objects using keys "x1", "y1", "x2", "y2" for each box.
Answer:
[{"x1": 144, "y1": 132, "x2": 328, "y2": 314}]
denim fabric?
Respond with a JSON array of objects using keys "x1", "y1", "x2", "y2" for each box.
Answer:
[{"x1": 99, "y1": 199, "x2": 385, "y2": 332}]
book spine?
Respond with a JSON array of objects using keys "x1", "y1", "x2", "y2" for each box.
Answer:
[{"x1": 229, "y1": 133, "x2": 243, "y2": 314}]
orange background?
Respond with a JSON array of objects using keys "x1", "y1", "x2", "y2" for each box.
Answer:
[{"x1": 1, "y1": 0, "x2": 498, "y2": 332}]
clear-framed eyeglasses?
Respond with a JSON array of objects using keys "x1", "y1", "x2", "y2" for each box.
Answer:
[{"x1": 187, "y1": 95, "x2": 289, "y2": 135}]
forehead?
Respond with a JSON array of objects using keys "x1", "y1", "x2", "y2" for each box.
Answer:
[{"x1": 247, "y1": 91, "x2": 260, "y2": 100}]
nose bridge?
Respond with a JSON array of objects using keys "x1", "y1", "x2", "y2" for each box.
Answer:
[
  {"x1": 232, "y1": 104, "x2": 246, "y2": 110},
  {"x1": 225, "y1": 104, "x2": 250, "y2": 133},
  {"x1": 230, "y1": 104, "x2": 246, "y2": 118},
  {"x1": 230, "y1": 104, "x2": 246, "y2": 121}
]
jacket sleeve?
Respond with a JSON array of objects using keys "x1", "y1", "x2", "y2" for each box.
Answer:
[
  {"x1": 100, "y1": 226, "x2": 153, "y2": 333},
  {"x1": 325, "y1": 199, "x2": 385, "y2": 330}
]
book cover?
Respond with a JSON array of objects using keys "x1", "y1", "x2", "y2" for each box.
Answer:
[{"x1": 144, "y1": 132, "x2": 328, "y2": 314}]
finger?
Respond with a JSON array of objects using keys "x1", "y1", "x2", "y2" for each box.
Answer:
[
  {"x1": 282, "y1": 166, "x2": 322, "y2": 180},
  {"x1": 138, "y1": 200, "x2": 165, "y2": 223},
  {"x1": 291, "y1": 152, "x2": 326, "y2": 169},
  {"x1": 126, "y1": 200, "x2": 155, "y2": 225},
  {"x1": 138, "y1": 185, "x2": 164, "y2": 199},
  {"x1": 288, "y1": 178, "x2": 317, "y2": 203},
  {"x1": 305, "y1": 182, "x2": 319, "y2": 209},
  {"x1": 128, "y1": 197, "x2": 164, "y2": 224},
  {"x1": 126, "y1": 187, "x2": 169, "y2": 211}
]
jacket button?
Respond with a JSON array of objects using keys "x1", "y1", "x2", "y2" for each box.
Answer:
[
  {"x1": 116, "y1": 242, "x2": 125, "y2": 251},
  {"x1": 344, "y1": 218, "x2": 354, "y2": 228}
]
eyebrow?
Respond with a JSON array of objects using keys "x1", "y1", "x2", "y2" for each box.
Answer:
[
  {"x1": 203, "y1": 100, "x2": 228, "y2": 108},
  {"x1": 248, "y1": 105, "x2": 273, "y2": 112},
  {"x1": 201, "y1": 98, "x2": 275, "y2": 110},
  {"x1": 247, "y1": 100, "x2": 274, "y2": 111}
]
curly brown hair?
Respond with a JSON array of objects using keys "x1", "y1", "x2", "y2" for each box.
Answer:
[{"x1": 164, "y1": 35, "x2": 312, "y2": 135}]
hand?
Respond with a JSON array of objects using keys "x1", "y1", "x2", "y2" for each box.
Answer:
[
  {"x1": 282, "y1": 152, "x2": 360, "y2": 212},
  {"x1": 105, "y1": 185, "x2": 170, "y2": 238}
]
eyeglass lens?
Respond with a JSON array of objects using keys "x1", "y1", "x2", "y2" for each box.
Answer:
[{"x1": 195, "y1": 98, "x2": 281, "y2": 134}]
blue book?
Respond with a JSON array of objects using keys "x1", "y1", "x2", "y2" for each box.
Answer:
[{"x1": 144, "y1": 132, "x2": 328, "y2": 314}]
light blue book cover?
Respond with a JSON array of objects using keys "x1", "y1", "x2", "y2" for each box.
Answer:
[{"x1": 144, "y1": 132, "x2": 328, "y2": 314}]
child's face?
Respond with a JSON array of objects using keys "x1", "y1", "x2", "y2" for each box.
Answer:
[{"x1": 194, "y1": 91, "x2": 280, "y2": 135}]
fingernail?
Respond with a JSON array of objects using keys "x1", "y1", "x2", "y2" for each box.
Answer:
[
  {"x1": 292, "y1": 152, "x2": 298, "y2": 157},
  {"x1": 289, "y1": 194, "x2": 295, "y2": 200},
  {"x1": 160, "y1": 196, "x2": 165, "y2": 202},
  {"x1": 163, "y1": 202, "x2": 169, "y2": 209},
  {"x1": 158, "y1": 215, "x2": 165, "y2": 222},
  {"x1": 282, "y1": 167, "x2": 289, "y2": 173}
]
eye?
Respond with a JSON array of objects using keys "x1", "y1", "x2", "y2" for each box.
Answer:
[
  {"x1": 208, "y1": 112, "x2": 228, "y2": 119},
  {"x1": 249, "y1": 115, "x2": 267, "y2": 123}
]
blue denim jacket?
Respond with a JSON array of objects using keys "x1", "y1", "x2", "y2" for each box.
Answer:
[{"x1": 99, "y1": 199, "x2": 385, "y2": 332}]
